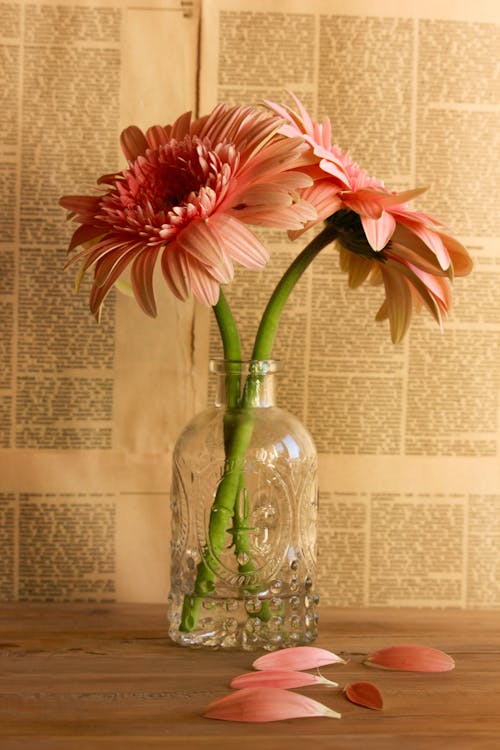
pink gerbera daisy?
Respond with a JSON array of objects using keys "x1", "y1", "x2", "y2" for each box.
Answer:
[
  {"x1": 60, "y1": 103, "x2": 316, "y2": 316},
  {"x1": 266, "y1": 94, "x2": 473, "y2": 342}
]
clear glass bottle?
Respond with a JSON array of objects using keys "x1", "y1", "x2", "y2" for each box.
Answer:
[{"x1": 168, "y1": 359, "x2": 318, "y2": 650}]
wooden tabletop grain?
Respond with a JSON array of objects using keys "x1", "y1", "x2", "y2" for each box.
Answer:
[{"x1": 0, "y1": 603, "x2": 499, "y2": 749}]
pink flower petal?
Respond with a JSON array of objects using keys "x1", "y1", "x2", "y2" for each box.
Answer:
[
  {"x1": 145, "y1": 124, "x2": 171, "y2": 150},
  {"x1": 344, "y1": 682, "x2": 383, "y2": 710},
  {"x1": 119, "y1": 125, "x2": 149, "y2": 161},
  {"x1": 299, "y1": 181, "x2": 343, "y2": 223},
  {"x1": 364, "y1": 645, "x2": 455, "y2": 672},
  {"x1": 176, "y1": 220, "x2": 234, "y2": 283},
  {"x1": 395, "y1": 216, "x2": 451, "y2": 271},
  {"x1": 204, "y1": 687, "x2": 341, "y2": 722},
  {"x1": 208, "y1": 215, "x2": 269, "y2": 269},
  {"x1": 67, "y1": 222, "x2": 105, "y2": 252},
  {"x1": 361, "y1": 211, "x2": 396, "y2": 251},
  {"x1": 161, "y1": 242, "x2": 191, "y2": 301},
  {"x1": 340, "y1": 188, "x2": 387, "y2": 219},
  {"x1": 253, "y1": 646, "x2": 346, "y2": 671},
  {"x1": 438, "y1": 231, "x2": 473, "y2": 276},
  {"x1": 378, "y1": 186, "x2": 428, "y2": 208},
  {"x1": 59, "y1": 195, "x2": 101, "y2": 223},
  {"x1": 230, "y1": 669, "x2": 338, "y2": 690},
  {"x1": 378, "y1": 262, "x2": 413, "y2": 343},
  {"x1": 184, "y1": 255, "x2": 221, "y2": 306},
  {"x1": 130, "y1": 246, "x2": 160, "y2": 317}
]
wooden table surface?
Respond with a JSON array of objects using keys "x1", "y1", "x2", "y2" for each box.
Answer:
[{"x1": 1, "y1": 603, "x2": 499, "y2": 749}]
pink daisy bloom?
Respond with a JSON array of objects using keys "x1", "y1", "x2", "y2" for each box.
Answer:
[
  {"x1": 266, "y1": 94, "x2": 473, "y2": 342},
  {"x1": 60, "y1": 103, "x2": 316, "y2": 316}
]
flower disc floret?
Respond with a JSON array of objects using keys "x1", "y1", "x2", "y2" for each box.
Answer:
[{"x1": 97, "y1": 135, "x2": 239, "y2": 243}]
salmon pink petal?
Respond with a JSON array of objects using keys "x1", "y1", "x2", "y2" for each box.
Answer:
[
  {"x1": 438, "y1": 232, "x2": 473, "y2": 276},
  {"x1": 67, "y1": 222, "x2": 105, "y2": 252},
  {"x1": 407, "y1": 263, "x2": 451, "y2": 311},
  {"x1": 96, "y1": 172, "x2": 119, "y2": 186},
  {"x1": 59, "y1": 195, "x2": 101, "y2": 222},
  {"x1": 204, "y1": 687, "x2": 341, "y2": 722},
  {"x1": 396, "y1": 217, "x2": 451, "y2": 271},
  {"x1": 287, "y1": 90, "x2": 315, "y2": 133},
  {"x1": 341, "y1": 188, "x2": 387, "y2": 219},
  {"x1": 176, "y1": 220, "x2": 234, "y2": 283},
  {"x1": 161, "y1": 243, "x2": 190, "y2": 301},
  {"x1": 299, "y1": 181, "x2": 343, "y2": 223},
  {"x1": 317, "y1": 157, "x2": 350, "y2": 185},
  {"x1": 230, "y1": 669, "x2": 338, "y2": 690},
  {"x1": 90, "y1": 245, "x2": 143, "y2": 315},
  {"x1": 253, "y1": 646, "x2": 346, "y2": 671},
  {"x1": 383, "y1": 256, "x2": 450, "y2": 328},
  {"x1": 130, "y1": 246, "x2": 161, "y2": 317},
  {"x1": 170, "y1": 109, "x2": 193, "y2": 139},
  {"x1": 378, "y1": 186, "x2": 428, "y2": 208},
  {"x1": 120, "y1": 125, "x2": 149, "y2": 161},
  {"x1": 186, "y1": 255, "x2": 221, "y2": 306},
  {"x1": 344, "y1": 682, "x2": 383, "y2": 710},
  {"x1": 364, "y1": 645, "x2": 455, "y2": 672},
  {"x1": 145, "y1": 124, "x2": 171, "y2": 150},
  {"x1": 245, "y1": 201, "x2": 316, "y2": 230},
  {"x1": 209, "y1": 215, "x2": 269, "y2": 268},
  {"x1": 389, "y1": 230, "x2": 449, "y2": 276},
  {"x1": 379, "y1": 263, "x2": 413, "y2": 344},
  {"x1": 361, "y1": 212, "x2": 396, "y2": 252},
  {"x1": 345, "y1": 253, "x2": 373, "y2": 289}
]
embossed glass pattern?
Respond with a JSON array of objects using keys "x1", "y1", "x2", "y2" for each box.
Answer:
[{"x1": 168, "y1": 360, "x2": 318, "y2": 650}]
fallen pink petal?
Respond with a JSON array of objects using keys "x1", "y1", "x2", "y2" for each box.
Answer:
[
  {"x1": 204, "y1": 686, "x2": 342, "y2": 722},
  {"x1": 344, "y1": 682, "x2": 384, "y2": 710},
  {"x1": 230, "y1": 668, "x2": 338, "y2": 689},
  {"x1": 253, "y1": 645, "x2": 346, "y2": 671},
  {"x1": 252, "y1": 646, "x2": 346, "y2": 672},
  {"x1": 364, "y1": 645, "x2": 455, "y2": 672}
]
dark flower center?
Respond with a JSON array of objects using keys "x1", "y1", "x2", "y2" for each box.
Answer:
[
  {"x1": 150, "y1": 163, "x2": 201, "y2": 212},
  {"x1": 326, "y1": 208, "x2": 387, "y2": 261}
]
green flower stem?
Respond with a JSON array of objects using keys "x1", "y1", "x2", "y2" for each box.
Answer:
[
  {"x1": 251, "y1": 223, "x2": 339, "y2": 360},
  {"x1": 230, "y1": 476, "x2": 274, "y2": 623},
  {"x1": 180, "y1": 289, "x2": 248, "y2": 632},
  {"x1": 212, "y1": 289, "x2": 242, "y2": 409},
  {"x1": 179, "y1": 224, "x2": 339, "y2": 633},
  {"x1": 179, "y1": 406, "x2": 255, "y2": 631}
]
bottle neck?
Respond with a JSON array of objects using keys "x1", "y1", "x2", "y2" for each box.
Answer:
[{"x1": 211, "y1": 359, "x2": 280, "y2": 408}]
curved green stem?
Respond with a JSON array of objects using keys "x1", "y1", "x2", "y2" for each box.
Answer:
[
  {"x1": 252, "y1": 223, "x2": 339, "y2": 360},
  {"x1": 179, "y1": 406, "x2": 255, "y2": 631},
  {"x1": 180, "y1": 289, "x2": 246, "y2": 632},
  {"x1": 213, "y1": 288, "x2": 242, "y2": 362},
  {"x1": 179, "y1": 224, "x2": 339, "y2": 634},
  {"x1": 213, "y1": 289, "x2": 242, "y2": 408}
]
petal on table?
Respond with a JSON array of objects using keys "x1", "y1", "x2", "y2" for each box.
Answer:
[
  {"x1": 230, "y1": 669, "x2": 338, "y2": 689},
  {"x1": 204, "y1": 686, "x2": 342, "y2": 722},
  {"x1": 344, "y1": 682, "x2": 384, "y2": 710},
  {"x1": 364, "y1": 645, "x2": 455, "y2": 672},
  {"x1": 253, "y1": 646, "x2": 346, "y2": 671}
]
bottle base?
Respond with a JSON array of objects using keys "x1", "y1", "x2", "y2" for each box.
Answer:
[{"x1": 167, "y1": 593, "x2": 319, "y2": 651}]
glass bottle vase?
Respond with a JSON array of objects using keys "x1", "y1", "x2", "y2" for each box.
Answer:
[{"x1": 167, "y1": 359, "x2": 319, "y2": 650}]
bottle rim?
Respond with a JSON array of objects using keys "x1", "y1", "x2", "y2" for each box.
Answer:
[{"x1": 209, "y1": 358, "x2": 281, "y2": 375}]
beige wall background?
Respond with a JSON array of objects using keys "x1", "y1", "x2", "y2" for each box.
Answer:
[{"x1": 0, "y1": 0, "x2": 498, "y2": 609}]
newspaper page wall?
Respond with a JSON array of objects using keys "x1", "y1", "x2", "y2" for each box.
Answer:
[
  {"x1": 199, "y1": 0, "x2": 500, "y2": 608},
  {"x1": 0, "y1": 0, "x2": 203, "y2": 604},
  {"x1": 1, "y1": 0, "x2": 499, "y2": 609}
]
